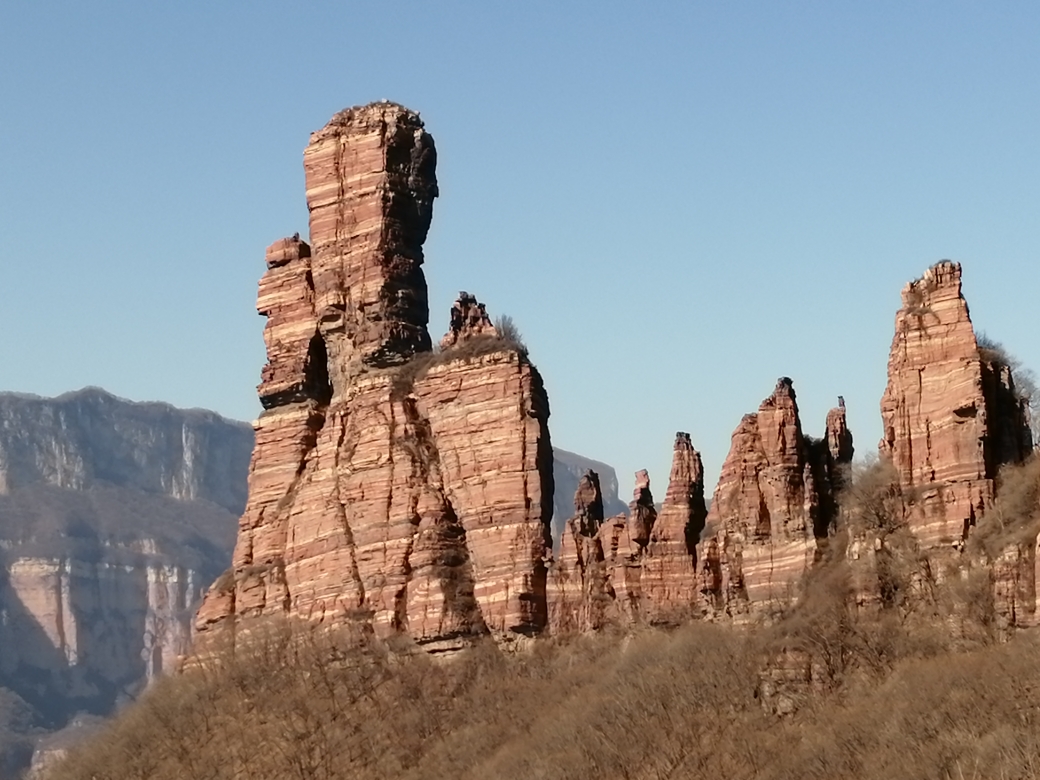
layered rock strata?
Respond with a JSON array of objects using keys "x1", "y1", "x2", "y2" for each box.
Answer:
[
  {"x1": 879, "y1": 261, "x2": 1032, "y2": 548},
  {"x1": 878, "y1": 261, "x2": 1035, "y2": 630},
  {"x1": 196, "y1": 103, "x2": 554, "y2": 652},
  {"x1": 0, "y1": 390, "x2": 244, "y2": 776},
  {"x1": 643, "y1": 433, "x2": 708, "y2": 621},
  {"x1": 551, "y1": 449, "x2": 626, "y2": 542},
  {"x1": 700, "y1": 379, "x2": 852, "y2": 618},
  {"x1": 549, "y1": 434, "x2": 709, "y2": 631}
]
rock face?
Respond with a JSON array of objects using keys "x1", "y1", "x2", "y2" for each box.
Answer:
[
  {"x1": 643, "y1": 433, "x2": 708, "y2": 621},
  {"x1": 0, "y1": 389, "x2": 246, "y2": 774},
  {"x1": 700, "y1": 379, "x2": 852, "y2": 618},
  {"x1": 196, "y1": 103, "x2": 554, "y2": 652},
  {"x1": 877, "y1": 261, "x2": 1035, "y2": 631},
  {"x1": 880, "y1": 261, "x2": 1032, "y2": 548},
  {"x1": 551, "y1": 449, "x2": 626, "y2": 542},
  {"x1": 0, "y1": 388, "x2": 252, "y2": 510},
  {"x1": 549, "y1": 433, "x2": 709, "y2": 631},
  {"x1": 548, "y1": 471, "x2": 611, "y2": 633}
]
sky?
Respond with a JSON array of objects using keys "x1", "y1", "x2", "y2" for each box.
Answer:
[{"x1": 1, "y1": 2, "x2": 1038, "y2": 499}]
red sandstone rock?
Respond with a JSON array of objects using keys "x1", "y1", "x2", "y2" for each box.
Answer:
[
  {"x1": 549, "y1": 437, "x2": 712, "y2": 631},
  {"x1": 879, "y1": 261, "x2": 1031, "y2": 549},
  {"x1": 304, "y1": 102, "x2": 437, "y2": 371},
  {"x1": 548, "y1": 471, "x2": 613, "y2": 633},
  {"x1": 196, "y1": 103, "x2": 553, "y2": 651},
  {"x1": 440, "y1": 292, "x2": 498, "y2": 349},
  {"x1": 627, "y1": 469, "x2": 656, "y2": 548},
  {"x1": 700, "y1": 379, "x2": 851, "y2": 617},
  {"x1": 643, "y1": 433, "x2": 707, "y2": 622}
]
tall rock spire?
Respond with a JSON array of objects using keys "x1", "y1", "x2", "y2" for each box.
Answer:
[
  {"x1": 304, "y1": 102, "x2": 438, "y2": 373},
  {"x1": 644, "y1": 432, "x2": 708, "y2": 622},
  {"x1": 196, "y1": 103, "x2": 553, "y2": 653},
  {"x1": 879, "y1": 261, "x2": 1031, "y2": 547},
  {"x1": 700, "y1": 379, "x2": 851, "y2": 617}
]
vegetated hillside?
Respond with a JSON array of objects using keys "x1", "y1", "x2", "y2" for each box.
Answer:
[
  {"x1": 47, "y1": 457, "x2": 1040, "y2": 780},
  {"x1": 0, "y1": 388, "x2": 252, "y2": 775}
]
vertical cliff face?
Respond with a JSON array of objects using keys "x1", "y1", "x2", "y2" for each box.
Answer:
[
  {"x1": 304, "y1": 103, "x2": 436, "y2": 370},
  {"x1": 880, "y1": 261, "x2": 1032, "y2": 547},
  {"x1": 0, "y1": 390, "x2": 245, "y2": 742},
  {"x1": 878, "y1": 261, "x2": 1034, "y2": 628},
  {"x1": 700, "y1": 380, "x2": 852, "y2": 618},
  {"x1": 0, "y1": 388, "x2": 252, "y2": 511},
  {"x1": 196, "y1": 103, "x2": 554, "y2": 651}
]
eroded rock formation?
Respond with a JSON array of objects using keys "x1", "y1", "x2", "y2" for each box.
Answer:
[
  {"x1": 549, "y1": 434, "x2": 709, "y2": 631},
  {"x1": 196, "y1": 103, "x2": 554, "y2": 652},
  {"x1": 643, "y1": 433, "x2": 708, "y2": 622},
  {"x1": 547, "y1": 471, "x2": 611, "y2": 633},
  {"x1": 0, "y1": 389, "x2": 244, "y2": 775},
  {"x1": 880, "y1": 261, "x2": 1032, "y2": 548},
  {"x1": 440, "y1": 292, "x2": 498, "y2": 349},
  {"x1": 877, "y1": 261, "x2": 1035, "y2": 630},
  {"x1": 551, "y1": 449, "x2": 626, "y2": 542},
  {"x1": 700, "y1": 379, "x2": 852, "y2": 618}
]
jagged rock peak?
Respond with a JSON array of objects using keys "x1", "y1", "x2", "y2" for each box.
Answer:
[
  {"x1": 880, "y1": 261, "x2": 1030, "y2": 548},
  {"x1": 572, "y1": 470, "x2": 605, "y2": 537},
  {"x1": 641, "y1": 433, "x2": 708, "y2": 622},
  {"x1": 440, "y1": 291, "x2": 499, "y2": 349},
  {"x1": 304, "y1": 100, "x2": 438, "y2": 371},
  {"x1": 659, "y1": 433, "x2": 707, "y2": 545},
  {"x1": 699, "y1": 378, "x2": 848, "y2": 618},
  {"x1": 628, "y1": 469, "x2": 657, "y2": 548},
  {"x1": 825, "y1": 398, "x2": 854, "y2": 468}
]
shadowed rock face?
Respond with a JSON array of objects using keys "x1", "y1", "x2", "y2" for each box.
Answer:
[
  {"x1": 0, "y1": 389, "x2": 246, "y2": 773},
  {"x1": 699, "y1": 379, "x2": 852, "y2": 618},
  {"x1": 880, "y1": 261, "x2": 1032, "y2": 548},
  {"x1": 551, "y1": 450, "x2": 626, "y2": 541},
  {"x1": 877, "y1": 261, "x2": 1035, "y2": 631},
  {"x1": 195, "y1": 103, "x2": 554, "y2": 652}
]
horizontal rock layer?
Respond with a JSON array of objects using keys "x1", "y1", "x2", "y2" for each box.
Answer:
[{"x1": 196, "y1": 103, "x2": 554, "y2": 652}]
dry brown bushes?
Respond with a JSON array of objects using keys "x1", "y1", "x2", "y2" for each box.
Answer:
[
  {"x1": 44, "y1": 609, "x2": 1040, "y2": 780},
  {"x1": 43, "y1": 457, "x2": 1040, "y2": 780}
]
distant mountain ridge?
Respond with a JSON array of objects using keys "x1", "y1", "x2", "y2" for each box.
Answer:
[
  {"x1": 0, "y1": 388, "x2": 251, "y2": 775},
  {"x1": 551, "y1": 448, "x2": 627, "y2": 540},
  {"x1": 0, "y1": 387, "x2": 625, "y2": 775},
  {"x1": 0, "y1": 387, "x2": 252, "y2": 512}
]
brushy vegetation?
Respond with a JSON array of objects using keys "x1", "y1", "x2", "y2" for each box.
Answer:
[
  {"x1": 390, "y1": 321, "x2": 529, "y2": 400},
  {"x1": 43, "y1": 456, "x2": 1040, "y2": 780},
  {"x1": 43, "y1": 612, "x2": 1040, "y2": 780},
  {"x1": 977, "y1": 332, "x2": 1040, "y2": 443}
]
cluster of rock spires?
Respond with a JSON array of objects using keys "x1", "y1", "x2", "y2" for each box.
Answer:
[{"x1": 195, "y1": 102, "x2": 1037, "y2": 652}]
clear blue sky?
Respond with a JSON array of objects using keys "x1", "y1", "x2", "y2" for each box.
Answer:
[{"x1": 1, "y1": 2, "x2": 1038, "y2": 499}]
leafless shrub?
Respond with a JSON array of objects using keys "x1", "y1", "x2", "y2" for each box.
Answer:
[
  {"x1": 972, "y1": 456, "x2": 1040, "y2": 558},
  {"x1": 43, "y1": 579, "x2": 1040, "y2": 780},
  {"x1": 978, "y1": 332, "x2": 1040, "y2": 443},
  {"x1": 493, "y1": 314, "x2": 525, "y2": 352}
]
